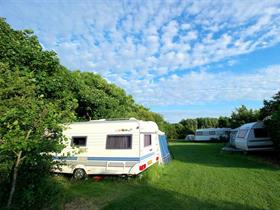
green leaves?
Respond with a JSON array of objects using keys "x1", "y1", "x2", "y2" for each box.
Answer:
[
  {"x1": 0, "y1": 18, "x2": 77, "y2": 208},
  {"x1": 230, "y1": 105, "x2": 259, "y2": 128},
  {"x1": 0, "y1": 18, "x2": 169, "y2": 208},
  {"x1": 260, "y1": 91, "x2": 280, "y2": 149}
]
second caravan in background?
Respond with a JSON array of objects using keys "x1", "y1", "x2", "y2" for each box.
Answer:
[{"x1": 194, "y1": 128, "x2": 231, "y2": 141}]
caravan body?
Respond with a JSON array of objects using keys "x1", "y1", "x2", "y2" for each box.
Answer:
[
  {"x1": 54, "y1": 118, "x2": 170, "y2": 176},
  {"x1": 185, "y1": 134, "x2": 195, "y2": 141},
  {"x1": 194, "y1": 128, "x2": 231, "y2": 141},
  {"x1": 235, "y1": 121, "x2": 274, "y2": 151}
]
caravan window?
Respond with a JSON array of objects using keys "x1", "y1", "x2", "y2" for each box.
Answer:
[
  {"x1": 196, "y1": 131, "x2": 203, "y2": 136},
  {"x1": 237, "y1": 129, "x2": 248, "y2": 138},
  {"x1": 254, "y1": 128, "x2": 269, "y2": 138},
  {"x1": 72, "y1": 136, "x2": 87, "y2": 147},
  {"x1": 106, "y1": 135, "x2": 132, "y2": 149},
  {"x1": 209, "y1": 131, "x2": 216, "y2": 135},
  {"x1": 144, "y1": 134, "x2": 152, "y2": 147}
]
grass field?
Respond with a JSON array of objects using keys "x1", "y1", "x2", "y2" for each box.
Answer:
[{"x1": 59, "y1": 142, "x2": 280, "y2": 210}]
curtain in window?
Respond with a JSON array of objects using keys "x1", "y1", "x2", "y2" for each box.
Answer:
[
  {"x1": 144, "y1": 135, "x2": 152, "y2": 147},
  {"x1": 106, "y1": 135, "x2": 132, "y2": 149}
]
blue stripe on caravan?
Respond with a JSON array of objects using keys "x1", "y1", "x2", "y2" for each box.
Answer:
[
  {"x1": 140, "y1": 152, "x2": 155, "y2": 160},
  {"x1": 87, "y1": 152, "x2": 155, "y2": 162},
  {"x1": 53, "y1": 156, "x2": 78, "y2": 161},
  {"x1": 54, "y1": 152, "x2": 156, "y2": 162}
]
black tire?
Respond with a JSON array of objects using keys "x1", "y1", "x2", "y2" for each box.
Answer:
[{"x1": 73, "y1": 168, "x2": 86, "y2": 180}]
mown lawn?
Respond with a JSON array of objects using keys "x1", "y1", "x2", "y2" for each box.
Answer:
[{"x1": 58, "y1": 142, "x2": 280, "y2": 210}]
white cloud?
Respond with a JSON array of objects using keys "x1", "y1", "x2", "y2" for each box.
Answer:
[
  {"x1": 109, "y1": 65, "x2": 280, "y2": 107},
  {"x1": 2, "y1": 0, "x2": 280, "y2": 76},
  {"x1": 1, "y1": 0, "x2": 280, "y2": 121}
]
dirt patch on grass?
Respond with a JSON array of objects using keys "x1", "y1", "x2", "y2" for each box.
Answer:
[{"x1": 64, "y1": 198, "x2": 95, "y2": 210}]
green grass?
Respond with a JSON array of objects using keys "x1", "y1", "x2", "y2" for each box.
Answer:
[{"x1": 58, "y1": 142, "x2": 280, "y2": 210}]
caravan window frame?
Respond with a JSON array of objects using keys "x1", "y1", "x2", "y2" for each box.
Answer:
[
  {"x1": 71, "y1": 136, "x2": 87, "y2": 147},
  {"x1": 196, "y1": 131, "x2": 203, "y2": 136},
  {"x1": 144, "y1": 134, "x2": 152, "y2": 147},
  {"x1": 237, "y1": 129, "x2": 248, "y2": 139},
  {"x1": 254, "y1": 128, "x2": 269, "y2": 138},
  {"x1": 209, "y1": 131, "x2": 216, "y2": 135},
  {"x1": 106, "y1": 134, "x2": 132, "y2": 150}
]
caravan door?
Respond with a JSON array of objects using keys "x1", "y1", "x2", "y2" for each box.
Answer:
[{"x1": 140, "y1": 133, "x2": 156, "y2": 167}]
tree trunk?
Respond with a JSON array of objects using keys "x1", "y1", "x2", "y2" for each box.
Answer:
[{"x1": 7, "y1": 151, "x2": 22, "y2": 208}]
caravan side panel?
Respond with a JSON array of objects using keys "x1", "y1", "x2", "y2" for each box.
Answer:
[
  {"x1": 246, "y1": 125, "x2": 274, "y2": 151},
  {"x1": 56, "y1": 121, "x2": 141, "y2": 175},
  {"x1": 55, "y1": 120, "x2": 161, "y2": 176}
]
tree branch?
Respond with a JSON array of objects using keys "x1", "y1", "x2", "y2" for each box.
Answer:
[{"x1": 25, "y1": 129, "x2": 32, "y2": 140}]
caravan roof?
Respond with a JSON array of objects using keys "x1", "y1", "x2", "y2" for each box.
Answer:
[
  {"x1": 66, "y1": 118, "x2": 159, "y2": 133},
  {"x1": 196, "y1": 128, "x2": 231, "y2": 132},
  {"x1": 238, "y1": 121, "x2": 264, "y2": 130}
]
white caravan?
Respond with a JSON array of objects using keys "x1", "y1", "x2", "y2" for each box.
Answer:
[
  {"x1": 185, "y1": 134, "x2": 195, "y2": 141},
  {"x1": 194, "y1": 128, "x2": 231, "y2": 141},
  {"x1": 235, "y1": 121, "x2": 274, "y2": 151},
  {"x1": 54, "y1": 118, "x2": 170, "y2": 178}
]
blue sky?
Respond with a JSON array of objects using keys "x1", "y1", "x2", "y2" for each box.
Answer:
[{"x1": 1, "y1": 0, "x2": 280, "y2": 122}]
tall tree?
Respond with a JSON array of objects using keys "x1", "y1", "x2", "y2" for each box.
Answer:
[
  {"x1": 0, "y1": 66, "x2": 74, "y2": 207},
  {"x1": 229, "y1": 105, "x2": 259, "y2": 128},
  {"x1": 0, "y1": 18, "x2": 76, "y2": 208},
  {"x1": 218, "y1": 116, "x2": 231, "y2": 128},
  {"x1": 180, "y1": 119, "x2": 198, "y2": 134},
  {"x1": 260, "y1": 91, "x2": 280, "y2": 150}
]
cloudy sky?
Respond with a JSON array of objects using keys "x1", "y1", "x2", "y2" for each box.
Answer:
[{"x1": 1, "y1": 0, "x2": 280, "y2": 122}]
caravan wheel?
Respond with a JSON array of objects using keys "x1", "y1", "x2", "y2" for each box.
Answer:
[{"x1": 73, "y1": 168, "x2": 86, "y2": 180}]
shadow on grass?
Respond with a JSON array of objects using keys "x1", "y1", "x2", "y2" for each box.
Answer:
[
  {"x1": 169, "y1": 143, "x2": 278, "y2": 170},
  {"x1": 101, "y1": 183, "x2": 261, "y2": 210}
]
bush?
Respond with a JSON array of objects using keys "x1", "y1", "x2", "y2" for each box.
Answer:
[
  {"x1": 0, "y1": 174, "x2": 64, "y2": 210},
  {"x1": 139, "y1": 163, "x2": 164, "y2": 184},
  {"x1": 264, "y1": 110, "x2": 280, "y2": 150},
  {"x1": 260, "y1": 91, "x2": 280, "y2": 152}
]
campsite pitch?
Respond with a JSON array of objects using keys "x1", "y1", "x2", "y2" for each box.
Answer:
[{"x1": 59, "y1": 142, "x2": 280, "y2": 210}]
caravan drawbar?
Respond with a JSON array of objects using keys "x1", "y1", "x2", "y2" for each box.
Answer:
[{"x1": 54, "y1": 118, "x2": 170, "y2": 178}]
